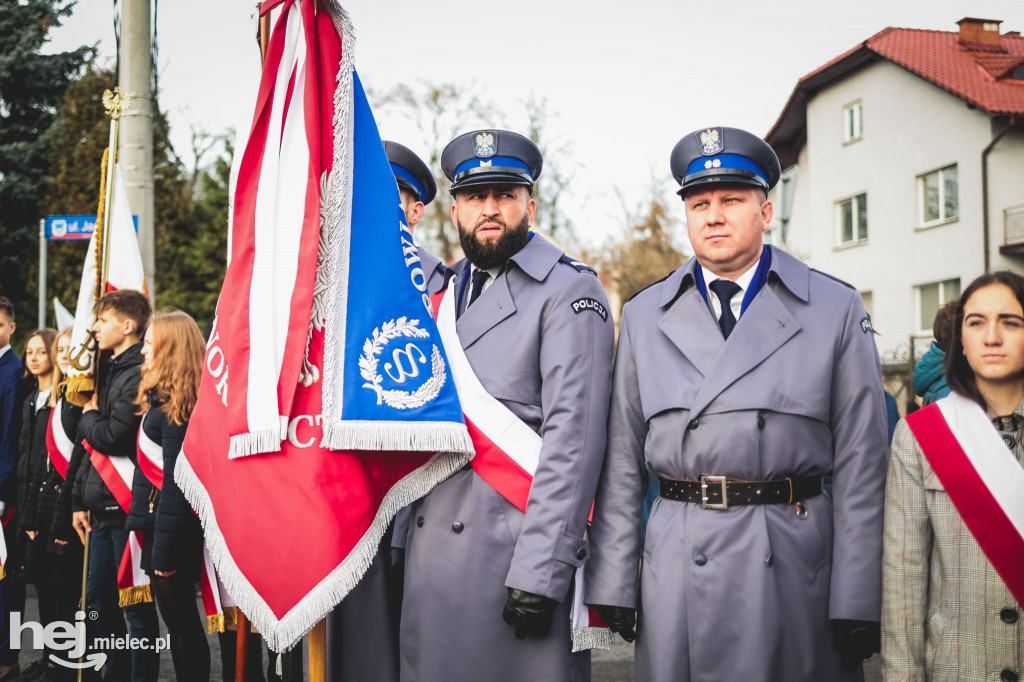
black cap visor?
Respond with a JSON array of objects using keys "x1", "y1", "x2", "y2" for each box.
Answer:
[
  {"x1": 449, "y1": 166, "x2": 534, "y2": 193},
  {"x1": 677, "y1": 168, "x2": 768, "y2": 197}
]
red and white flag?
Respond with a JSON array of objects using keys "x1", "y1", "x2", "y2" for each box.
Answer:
[
  {"x1": 65, "y1": 162, "x2": 147, "y2": 406},
  {"x1": 0, "y1": 507, "x2": 16, "y2": 581},
  {"x1": 200, "y1": 546, "x2": 238, "y2": 633}
]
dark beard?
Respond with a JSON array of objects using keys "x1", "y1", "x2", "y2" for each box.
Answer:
[{"x1": 458, "y1": 214, "x2": 530, "y2": 270}]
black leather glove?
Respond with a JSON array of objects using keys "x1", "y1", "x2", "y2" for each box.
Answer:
[
  {"x1": 830, "y1": 619, "x2": 880, "y2": 669},
  {"x1": 502, "y1": 588, "x2": 557, "y2": 639},
  {"x1": 594, "y1": 604, "x2": 636, "y2": 643}
]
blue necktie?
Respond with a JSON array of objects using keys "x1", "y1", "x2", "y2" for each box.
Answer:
[
  {"x1": 709, "y1": 279, "x2": 742, "y2": 339},
  {"x1": 467, "y1": 268, "x2": 490, "y2": 308}
]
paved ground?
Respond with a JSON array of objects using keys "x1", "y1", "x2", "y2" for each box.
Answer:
[{"x1": 15, "y1": 588, "x2": 882, "y2": 680}]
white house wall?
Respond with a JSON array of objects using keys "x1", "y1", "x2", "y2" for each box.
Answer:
[{"x1": 775, "y1": 58, "x2": 1020, "y2": 360}]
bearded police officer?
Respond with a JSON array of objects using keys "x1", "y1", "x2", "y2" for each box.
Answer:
[
  {"x1": 586, "y1": 127, "x2": 887, "y2": 681},
  {"x1": 398, "y1": 130, "x2": 614, "y2": 681},
  {"x1": 384, "y1": 140, "x2": 448, "y2": 293}
]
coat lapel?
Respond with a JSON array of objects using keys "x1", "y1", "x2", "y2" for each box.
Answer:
[
  {"x1": 688, "y1": 283, "x2": 800, "y2": 417},
  {"x1": 658, "y1": 287, "x2": 723, "y2": 378},
  {"x1": 455, "y1": 269, "x2": 516, "y2": 350}
]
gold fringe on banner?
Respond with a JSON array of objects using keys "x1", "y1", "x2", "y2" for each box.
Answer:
[
  {"x1": 118, "y1": 584, "x2": 153, "y2": 607},
  {"x1": 206, "y1": 605, "x2": 240, "y2": 634},
  {"x1": 0, "y1": 565, "x2": 6, "y2": 581}
]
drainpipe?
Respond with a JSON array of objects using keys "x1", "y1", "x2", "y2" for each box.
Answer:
[{"x1": 982, "y1": 116, "x2": 1016, "y2": 273}]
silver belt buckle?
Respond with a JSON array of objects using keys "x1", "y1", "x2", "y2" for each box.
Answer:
[{"x1": 700, "y1": 474, "x2": 728, "y2": 510}]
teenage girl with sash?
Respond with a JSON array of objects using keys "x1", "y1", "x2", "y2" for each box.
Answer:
[
  {"x1": 883, "y1": 271, "x2": 1024, "y2": 680},
  {"x1": 127, "y1": 311, "x2": 210, "y2": 681}
]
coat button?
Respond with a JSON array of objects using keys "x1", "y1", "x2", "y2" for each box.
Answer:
[
  {"x1": 451, "y1": 521, "x2": 464, "y2": 533},
  {"x1": 575, "y1": 548, "x2": 587, "y2": 560},
  {"x1": 687, "y1": 419, "x2": 700, "y2": 430},
  {"x1": 1002, "y1": 668, "x2": 1019, "y2": 682},
  {"x1": 416, "y1": 516, "x2": 425, "y2": 527},
  {"x1": 756, "y1": 414, "x2": 766, "y2": 430},
  {"x1": 694, "y1": 552, "x2": 707, "y2": 566},
  {"x1": 765, "y1": 553, "x2": 774, "y2": 567},
  {"x1": 1001, "y1": 607, "x2": 1019, "y2": 624}
]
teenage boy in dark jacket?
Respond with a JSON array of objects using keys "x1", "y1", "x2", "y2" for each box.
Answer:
[
  {"x1": 0, "y1": 297, "x2": 25, "y2": 681},
  {"x1": 71, "y1": 290, "x2": 160, "y2": 682}
]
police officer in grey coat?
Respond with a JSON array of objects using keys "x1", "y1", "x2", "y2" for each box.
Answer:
[
  {"x1": 587, "y1": 127, "x2": 888, "y2": 681},
  {"x1": 398, "y1": 130, "x2": 614, "y2": 681},
  {"x1": 384, "y1": 140, "x2": 448, "y2": 294}
]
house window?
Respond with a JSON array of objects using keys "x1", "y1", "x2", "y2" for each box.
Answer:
[
  {"x1": 837, "y1": 193, "x2": 868, "y2": 245},
  {"x1": 843, "y1": 101, "x2": 862, "y2": 143},
  {"x1": 916, "y1": 279, "x2": 960, "y2": 334},
  {"x1": 860, "y1": 291, "x2": 873, "y2": 321},
  {"x1": 918, "y1": 164, "x2": 958, "y2": 225}
]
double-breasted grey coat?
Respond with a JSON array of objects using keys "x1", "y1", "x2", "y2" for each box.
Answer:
[
  {"x1": 399, "y1": 233, "x2": 614, "y2": 682},
  {"x1": 587, "y1": 246, "x2": 888, "y2": 682}
]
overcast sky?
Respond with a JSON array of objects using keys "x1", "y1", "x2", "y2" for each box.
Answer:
[{"x1": 46, "y1": 0, "x2": 1024, "y2": 251}]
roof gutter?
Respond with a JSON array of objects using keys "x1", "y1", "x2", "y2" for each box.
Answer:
[{"x1": 982, "y1": 115, "x2": 1016, "y2": 273}]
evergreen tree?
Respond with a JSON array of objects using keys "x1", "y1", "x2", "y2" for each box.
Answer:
[{"x1": 0, "y1": 0, "x2": 89, "y2": 343}]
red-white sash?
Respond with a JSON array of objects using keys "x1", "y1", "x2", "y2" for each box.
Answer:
[
  {"x1": 116, "y1": 530, "x2": 152, "y2": 606},
  {"x1": 84, "y1": 442, "x2": 134, "y2": 514},
  {"x1": 906, "y1": 392, "x2": 1024, "y2": 605},
  {"x1": 434, "y1": 287, "x2": 611, "y2": 650},
  {"x1": 83, "y1": 439, "x2": 151, "y2": 603},
  {"x1": 0, "y1": 507, "x2": 16, "y2": 581},
  {"x1": 137, "y1": 412, "x2": 163, "y2": 490},
  {"x1": 44, "y1": 399, "x2": 73, "y2": 480},
  {"x1": 200, "y1": 545, "x2": 238, "y2": 633}
]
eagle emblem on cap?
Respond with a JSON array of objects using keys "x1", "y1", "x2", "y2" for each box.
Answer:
[
  {"x1": 473, "y1": 132, "x2": 496, "y2": 158},
  {"x1": 698, "y1": 128, "x2": 723, "y2": 156}
]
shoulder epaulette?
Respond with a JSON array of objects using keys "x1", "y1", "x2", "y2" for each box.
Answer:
[
  {"x1": 810, "y1": 268, "x2": 856, "y2": 290},
  {"x1": 558, "y1": 254, "x2": 598, "y2": 277},
  {"x1": 628, "y1": 270, "x2": 677, "y2": 303}
]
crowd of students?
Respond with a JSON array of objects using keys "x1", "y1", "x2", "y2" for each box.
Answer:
[{"x1": 0, "y1": 292, "x2": 298, "y2": 682}]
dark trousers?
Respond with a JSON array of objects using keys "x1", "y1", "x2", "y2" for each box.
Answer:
[
  {"x1": 86, "y1": 525, "x2": 160, "y2": 682},
  {"x1": 0, "y1": 520, "x2": 25, "y2": 665},
  {"x1": 151, "y1": 573, "x2": 210, "y2": 681}
]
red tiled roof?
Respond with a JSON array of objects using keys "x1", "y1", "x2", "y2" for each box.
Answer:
[
  {"x1": 867, "y1": 27, "x2": 1024, "y2": 115},
  {"x1": 767, "y1": 26, "x2": 1024, "y2": 163}
]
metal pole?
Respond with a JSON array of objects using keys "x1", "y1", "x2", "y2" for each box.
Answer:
[
  {"x1": 38, "y1": 219, "x2": 46, "y2": 329},
  {"x1": 76, "y1": 519, "x2": 91, "y2": 682},
  {"x1": 118, "y1": 0, "x2": 154, "y2": 296},
  {"x1": 101, "y1": 117, "x2": 121, "y2": 289}
]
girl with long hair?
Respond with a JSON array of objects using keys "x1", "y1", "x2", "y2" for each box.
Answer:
[
  {"x1": 882, "y1": 271, "x2": 1024, "y2": 680},
  {"x1": 17, "y1": 327, "x2": 84, "y2": 681},
  {"x1": 126, "y1": 311, "x2": 210, "y2": 681}
]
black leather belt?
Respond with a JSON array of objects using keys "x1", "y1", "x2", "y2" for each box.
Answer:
[{"x1": 658, "y1": 475, "x2": 823, "y2": 510}]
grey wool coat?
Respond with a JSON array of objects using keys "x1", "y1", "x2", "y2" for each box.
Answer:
[
  {"x1": 399, "y1": 233, "x2": 614, "y2": 682},
  {"x1": 587, "y1": 246, "x2": 889, "y2": 682}
]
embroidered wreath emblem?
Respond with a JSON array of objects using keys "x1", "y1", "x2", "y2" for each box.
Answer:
[{"x1": 358, "y1": 317, "x2": 447, "y2": 409}]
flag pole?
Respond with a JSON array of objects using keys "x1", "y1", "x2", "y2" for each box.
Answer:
[{"x1": 99, "y1": 88, "x2": 131, "y2": 289}]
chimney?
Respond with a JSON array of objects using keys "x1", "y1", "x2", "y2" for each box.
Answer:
[{"x1": 957, "y1": 17, "x2": 1005, "y2": 52}]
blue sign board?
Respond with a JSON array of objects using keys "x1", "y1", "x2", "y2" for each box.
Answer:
[{"x1": 45, "y1": 215, "x2": 138, "y2": 241}]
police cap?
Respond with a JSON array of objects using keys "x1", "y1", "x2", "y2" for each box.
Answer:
[
  {"x1": 441, "y1": 130, "x2": 542, "y2": 194},
  {"x1": 670, "y1": 126, "x2": 781, "y2": 196},
  {"x1": 383, "y1": 140, "x2": 437, "y2": 205}
]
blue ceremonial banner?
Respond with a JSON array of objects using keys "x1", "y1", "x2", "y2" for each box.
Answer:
[
  {"x1": 45, "y1": 214, "x2": 138, "y2": 240},
  {"x1": 320, "y1": 71, "x2": 472, "y2": 453}
]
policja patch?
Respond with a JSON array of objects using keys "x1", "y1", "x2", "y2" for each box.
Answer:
[{"x1": 571, "y1": 297, "x2": 608, "y2": 321}]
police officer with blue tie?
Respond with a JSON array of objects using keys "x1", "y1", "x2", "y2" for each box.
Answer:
[
  {"x1": 383, "y1": 140, "x2": 447, "y2": 294},
  {"x1": 398, "y1": 130, "x2": 614, "y2": 681},
  {"x1": 586, "y1": 127, "x2": 887, "y2": 681}
]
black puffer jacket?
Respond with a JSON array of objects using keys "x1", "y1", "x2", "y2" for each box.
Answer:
[
  {"x1": 72, "y1": 343, "x2": 144, "y2": 527},
  {"x1": 125, "y1": 403, "x2": 202, "y2": 575},
  {"x1": 21, "y1": 387, "x2": 82, "y2": 543},
  {"x1": 17, "y1": 387, "x2": 52, "y2": 533}
]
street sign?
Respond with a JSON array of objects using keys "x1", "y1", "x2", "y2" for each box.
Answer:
[{"x1": 45, "y1": 214, "x2": 138, "y2": 241}]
